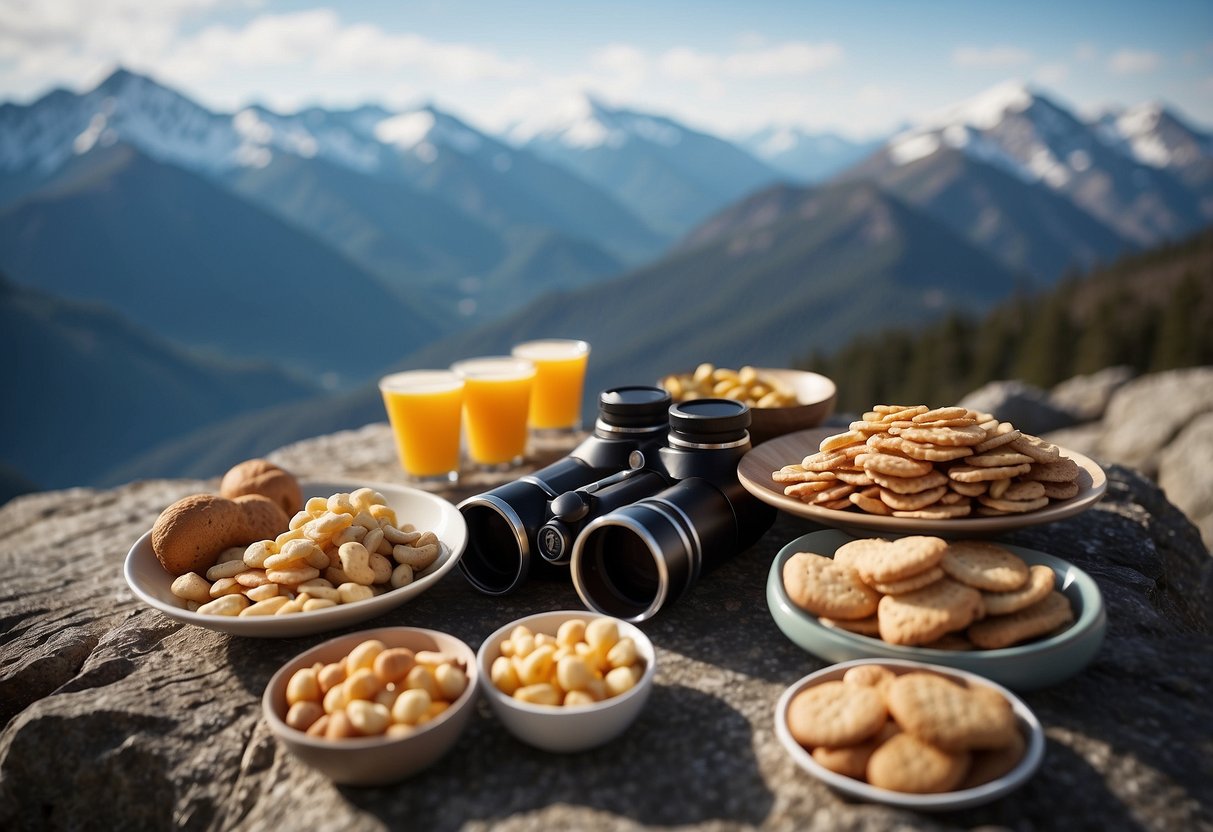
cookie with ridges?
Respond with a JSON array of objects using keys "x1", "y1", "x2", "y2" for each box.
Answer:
[
  {"x1": 982, "y1": 564, "x2": 1055, "y2": 616},
  {"x1": 941, "y1": 541, "x2": 1029, "y2": 592},
  {"x1": 812, "y1": 722, "x2": 900, "y2": 781},
  {"x1": 886, "y1": 672, "x2": 1018, "y2": 751},
  {"x1": 782, "y1": 551, "x2": 880, "y2": 620},
  {"x1": 899, "y1": 424, "x2": 987, "y2": 447},
  {"x1": 786, "y1": 680, "x2": 887, "y2": 748},
  {"x1": 976, "y1": 494, "x2": 1050, "y2": 513},
  {"x1": 966, "y1": 450, "x2": 1034, "y2": 468},
  {"x1": 911, "y1": 406, "x2": 971, "y2": 423},
  {"x1": 897, "y1": 439, "x2": 974, "y2": 462},
  {"x1": 866, "y1": 566, "x2": 944, "y2": 595},
  {"x1": 1009, "y1": 434, "x2": 1062, "y2": 462},
  {"x1": 851, "y1": 535, "x2": 947, "y2": 583},
  {"x1": 866, "y1": 733, "x2": 971, "y2": 793},
  {"x1": 819, "y1": 430, "x2": 867, "y2": 452},
  {"x1": 949, "y1": 480, "x2": 988, "y2": 497},
  {"x1": 877, "y1": 578, "x2": 984, "y2": 646},
  {"x1": 973, "y1": 425, "x2": 1021, "y2": 454},
  {"x1": 1002, "y1": 480, "x2": 1046, "y2": 501},
  {"x1": 1040, "y1": 480, "x2": 1080, "y2": 500},
  {"x1": 948, "y1": 463, "x2": 1032, "y2": 483},
  {"x1": 772, "y1": 465, "x2": 836, "y2": 484},
  {"x1": 849, "y1": 487, "x2": 892, "y2": 515},
  {"x1": 960, "y1": 729, "x2": 1026, "y2": 789},
  {"x1": 1021, "y1": 458, "x2": 1080, "y2": 482},
  {"x1": 892, "y1": 503, "x2": 972, "y2": 519},
  {"x1": 968, "y1": 591, "x2": 1074, "y2": 649}
]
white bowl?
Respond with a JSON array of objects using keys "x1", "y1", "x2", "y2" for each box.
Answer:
[
  {"x1": 262, "y1": 626, "x2": 479, "y2": 785},
  {"x1": 774, "y1": 658, "x2": 1045, "y2": 810},
  {"x1": 124, "y1": 480, "x2": 468, "y2": 638},
  {"x1": 476, "y1": 610, "x2": 656, "y2": 753}
]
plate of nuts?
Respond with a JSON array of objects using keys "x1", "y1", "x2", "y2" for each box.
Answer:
[
  {"x1": 659, "y1": 365, "x2": 836, "y2": 444},
  {"x1": 124, "y1": 480, "x2": 468, "y2": 637}
]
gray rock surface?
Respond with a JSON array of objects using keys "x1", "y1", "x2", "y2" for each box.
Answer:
[
  {"x1": 959, "y1": 380, "x2": 1080, "y2": 436},
  {"x1": 1098, "y1": 367, "x2": 1213, "y2": 478},
  {"x1": 2, "y1": 426, "x2": 1212, "y2": 832},
  {"x1": 1048, "y1": 365, "x2": 1135, "y2": 423},
  {"x1": 1159, "y1": 414, "x2": 1213, "y2": 550}
]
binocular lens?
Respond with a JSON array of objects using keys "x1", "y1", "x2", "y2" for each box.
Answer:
[{"x1": 459, "y1": 494, "x2": 530, "y2": 595}]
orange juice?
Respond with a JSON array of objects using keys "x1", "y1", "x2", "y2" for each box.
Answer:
[
  {"x1": 511, "y1": 340, "x2": 590, "y2": 431},
  {"x1": 451, "y1": 357, "x2": 536, "y2": 466},
  {"x1": 378, "y1": 370, "x2": 464, "y2": 482}
]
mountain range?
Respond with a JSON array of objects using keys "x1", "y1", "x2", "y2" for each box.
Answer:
[{"x1": 2, "y1": 69, "x2": 1211, "y2": 492}]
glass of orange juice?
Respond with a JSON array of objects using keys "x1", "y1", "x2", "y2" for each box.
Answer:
[
  {"x1": 511, "y1": 339, "x2": 590, "y2": 436},
  {"x1": 378, "y1": 370, "x2": 465, "y2": 487},
  {"x1": 450, "y1": 356, "x2": 536, "y2": 469}
]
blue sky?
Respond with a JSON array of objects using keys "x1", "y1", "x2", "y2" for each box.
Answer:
[{"x1": 2, "y1": 0, "x2": 1210, "y2": 138}]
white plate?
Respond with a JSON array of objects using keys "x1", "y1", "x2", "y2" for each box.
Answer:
[
  {"x1": 774, "y1": 658, "x2": 1046, "y2": 810},
  {"x1": 124, "y1": 480, "x2": 468, "y2": 638},
  {"x1": 738, "y1": 427, "x2": 1106, "y2": 536}
]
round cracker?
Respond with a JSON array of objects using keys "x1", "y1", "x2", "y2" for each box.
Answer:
[
  {"x1": 786, "y1": 680, "x2": 887, "y2": 748},
  {"x1": 941, "y1": 541, "x2": 1029, "y2": 591},
  {"x1": 982, "y1": 564, "x2": 1056, "y2": 616},
  {"x1": 782, "y1": 551, "x2": 880, "y2": 620}
]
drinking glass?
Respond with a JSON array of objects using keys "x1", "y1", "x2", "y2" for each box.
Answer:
[
  {"x1": 511, "y1": 339, "x2": 590, "y2": 436},
  {"x1": 379, "y1": 370, "x2": 464, "y2": 487},
  {"x1": 450, "y1": 356, "x2": 537, "y2": 469}
]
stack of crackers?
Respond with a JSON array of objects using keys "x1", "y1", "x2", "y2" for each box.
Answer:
[
  {"x1": 782, "y1": 536, "x2": 1075, "y2": 648},
  {"x1": 772, "y1": 405, "x2": 1082, "y2": 519},
  {"x1": 786, "y1": 664, "x2": 1026, "y2": 793}
]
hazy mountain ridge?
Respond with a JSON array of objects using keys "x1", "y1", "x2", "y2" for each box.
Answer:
[{"x1": 0, "y1": 271, "x2": 317, "y2": 489}]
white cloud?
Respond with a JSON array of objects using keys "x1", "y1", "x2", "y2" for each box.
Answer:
[
  {"x1": 657, "y1": 40, "x2": 842, "y2": 82},
  {"x1": 952, "y1": 45, "x2": 1034, "y2": 68},
  {"x1": 1034, "y1": 63, "x2": 1070, "y2": 85},
  {"x1": 1108, "y1": 48, "x2": 1160, "y2": 75},
  {"x1": 1074, "y1": 42, "x2": 1098, "y2": 62}
]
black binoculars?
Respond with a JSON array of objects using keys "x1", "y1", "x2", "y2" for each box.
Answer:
[{"x1": 457, "y1": 386, "x2": 776, "y2": 621}]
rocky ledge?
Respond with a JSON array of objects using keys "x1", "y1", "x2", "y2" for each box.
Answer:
[{"x1": 1, "y1": 424, "x2": 1211, "y2": 831}]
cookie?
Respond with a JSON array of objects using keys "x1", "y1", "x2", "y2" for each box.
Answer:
[
  {"x1": 877, "y1": 578, "x2": 985, "y2": 646},
  {"x1": 819, "y1": 615, "x2": 882, "y2": 637},
  {"x1": 968, "y1": 591, "x2": 1075, "y2": 649},
  {"x1": 786, "y1": 680, "x2": 887, "y2": 748},
  {"x1": 879, "y1": 485, "x2": 948, "y2": 511},
  {"x1": 920, "y1": 633, "x2": 975, "y2": 651},
  {"x1": 973, "y1": 426, "x2": 1021, "y2": 454},
  {"x1": 866, "y1": 733, "x2": 971, "y2": 793},
  {"x1": 941, "y1": 541, "x2": 1029, "y2": 592},
  {"x1": 812, "y1": 723, "x2": 900, "y2": 780},
  {"x1": 896, "y1": 439, "x2": 974, "y2": 462},
  {"x1": 965, "y1": 450, "x2": 1034, "y2": 468},
  {"x1": 772, "y1": 466, "x2": 837, "y2": 484},
  {"x1": 912, "y1": 406, "x2": 972, "y2": 423},
  {"x1": 982, "y1": 564, "x2": 1056, "y2": 616},
  {"x1": 848, "y1": 488, "x2": 892, "y2": 515},
  {"x1": 1002, "y1": 480, "x2": 1046, "y2": 501},
  {"x1": 801, "y1": 451, "x2": 849, "y2": 472},
  {"x1": 976, "y1": 494, "x2": 1051, "y2": 513},
  {"x1": 850, "y1": 536, "x2": 947, "y2": 583},
  {"x1": 820, "y1": 430, "x2": 867, "y2": 452},
  {"x1": 1009, "y1": 434, "x2": 1062, "y2": 463},
  {"x1": 886, "y1": 672, "x2": 1019, "y2": 751},
  {"x1": 868, "y1": 469, "x2": 948, "y2": 494},
  {"x1": 782, "y1": 552, "x2": 881, "y2": 620},
  {"x1": 875, "y1": 404, "x2": 929, "y2": 421},
  {"x1": 948, "y1": 480, "x2": 988, "y2": 497},
  {"x1": 867, "y1": 566, "x2": 944, "y2": 595},
  {"x1": 842, "y1": 664, "x2": 897, "y2": 690}
]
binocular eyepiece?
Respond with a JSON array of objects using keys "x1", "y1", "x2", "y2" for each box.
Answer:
[{"x1": 457, "y1": 386, "x2": 775, "y2": 621}]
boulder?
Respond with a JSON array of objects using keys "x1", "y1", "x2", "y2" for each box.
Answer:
[
  {"x1": 959, "y1": 380, "x2": 1081, "y2": 436},
  {"x1": 1048, "y1": 365, "x2": 1135, "y2": 422},
  {"x1": 1098, "y1": 367, "x2": 1213, "y2": 478},
  {"x1": 1159, "y1": 413, "x2": 1213, "y2": 549},
  {"x1": 1, "y1": 430, "x2": 1211, "y2": 831}
]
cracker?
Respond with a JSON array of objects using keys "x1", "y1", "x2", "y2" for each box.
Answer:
[
  {"x1": 1002, "y1": 480, "x2": 1046, "y2": 501},
  {"x1": 886, "y1": 672, "x2": 1019, "y2": 751},
  {"x1": 966, "y1": 450, "x2": 1035, "y2": 468},
  {"x1": 849, "y1": 487, "x2": 893, "y2": 515},
  {"x1": 875, "y1": 405, "x2": 929, "y2": 421},
  {"x1": 834, "y1": 470, "x2": 875, "y2": 487},
  {"x1": 988, "y1": 477, "x2": 1012, "y2": 499},
  {"x1": 1009, "y1": 434, "x2": 1062, "y2": 463},
  {"x1": 851, "y1": 535, "x2": 947, "y2": 583},
  {"x1": 973, "y1": 426, "x2": 1021, "y2": 454},
  {"x1": 858, "y1": 453, "x2": 933, "y2": 478},
  {"x1": 800, "y1": 451, "x2": 849, "y2": 472},
  {"x1": 868, "y1": 469, "x2": 948, "y2": 494},
  {"x1": 820, "y1": 430, "x2": 866, "y2": 452},
  {"x1": 912, "y1": 406, "x2": 972, "y2": 423},
  {"x1": 866, "y1": 434, "x2": 908, "y2": 454},
  {"x1": 897, "y1": 439, "x2": 974, "y2": 462},
  {"x1": 948, "y1": 480, "x2": 988, "y2": 497},
  {"x1": 830, "y1": 540, "x2": 870, "y2": 570},
  {"x1": 982, "y1": 564, "x2": 1055, "y2": 616},
  {"x1": 772, "y1": 466, "x2": 837, "y2": 484},
  {"x1": 1022, "y1": 458, "x2": 1080, "y2": 483},
  {"x1": 920, "y1": 632, "x2": 975, "y2": 651},
  {"x1": 968, "y1": 591, "x2": 1074, "y2": 649},
  {"x1": 867, "y1": 566, "x2": 944, "y2": 595},
  {"x1": 818, "y1": 497, "x2": 854, "y2": 511},
  {"x1": 1040, "y1": 480, "x2": 1080, "y2": 500},
  {"x1": 867, "y1": 732, "x2": 971, "y2": 794},
  {"x1": 807, "y1": 483, "x2": 857, "y2": 505},
  {"x1": 849, "y1": 420, "x2": 894, "y2": 433},
  {"x1": 879, "y1": 485, "x2": 948, "y2": 511},
  {"x1": 898, "y1": 424, "x2": 987, "y2": 447},
  {"x1": 783, "y1": 481, "x2": 835, "y2": 498},
  {"x1": 941, "y1": 541, "x2": 1030, "y2": 592},
  {"x1": 976, "y1": 494, "x2": 1050, "y2": 513},
  {"x1": 877, "y1": 578, "x2": 984, "y2": 646},
  {"x1": 892, "y1": 503, "x2": 972, "y2": 519},
  {"x1": 785, "y1": 680, "x2": 887, "y2": 748},
  {"x1": 842, "y1": 665, "x2": 897, "y2": 690},
  {"x1": 782, "y1": 552, "x2": 881, "y2": 620},
  {"x1": 948, "y1": 463, "x2": 1032, "y2": 483}
]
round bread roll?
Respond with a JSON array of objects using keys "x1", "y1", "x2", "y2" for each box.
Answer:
[
  {"x1": 219, "y1": 459, "x2": 302, "y2": 517},
  {"x1": 232, "y1": 494, "x2": 290, "y2": 542},
  {"x1": 151, "y1": 494, "x2": 249, "y2": 577}
]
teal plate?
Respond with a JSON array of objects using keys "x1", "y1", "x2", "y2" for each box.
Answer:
[{"x1": 767, "y1": 530, "x2": 1106, "y2": 691}]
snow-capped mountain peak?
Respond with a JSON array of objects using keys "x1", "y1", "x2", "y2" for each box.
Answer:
[{"x1": 1092, "y1": 101, "x2": 1213, "y2": 170}]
